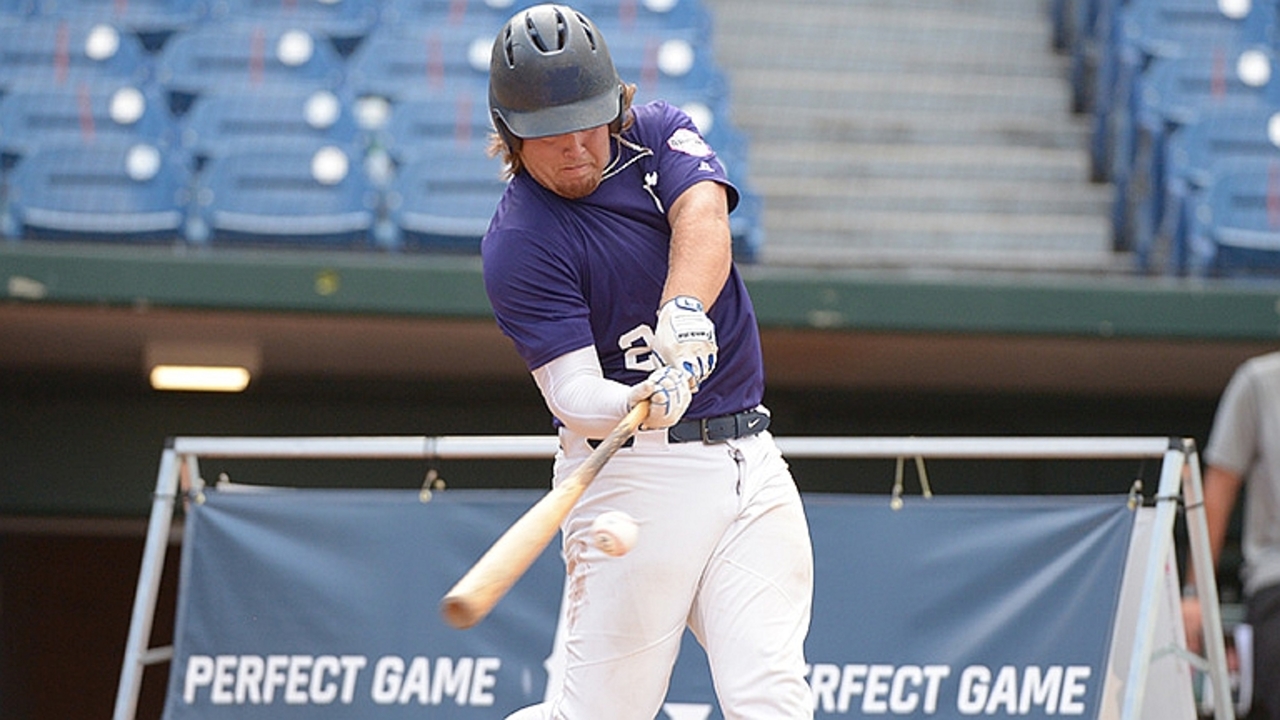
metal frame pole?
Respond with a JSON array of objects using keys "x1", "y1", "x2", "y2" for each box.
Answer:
[
  {"x1": 112, "y1": 445, "x2": 182, "y2": 720},
  {"x1": 1121, "y1": 440, "x2": 1188, "y2": 719},
  {"x1": 1184, "y1": 443, "x2": 1237, "y2": 720}
]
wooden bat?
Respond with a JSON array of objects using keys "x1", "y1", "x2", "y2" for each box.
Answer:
[{"x1": 440, "y1": 401, "x2": 649, "y2": 629}]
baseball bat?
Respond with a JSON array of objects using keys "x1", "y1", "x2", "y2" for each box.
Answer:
[{"x1": 439, "y1": 400, "x2": 649, "y2": 630}]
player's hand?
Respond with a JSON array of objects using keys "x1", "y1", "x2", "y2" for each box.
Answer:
[
  {"x1": 653, "y1": 296, "x2": 717, "y2": 390},
  {"x1": 628, "y1": 366, "x2": 693, "y2": 430}
]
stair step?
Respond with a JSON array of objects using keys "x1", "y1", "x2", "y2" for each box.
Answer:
[
  {"x1": 736, "y1": 108, "x2": 1091, "y2": 150},
  {"x1": 700, "y1": 0, "x2": 1115, "y2": 273},
  {"x1": 758, "y1": 243, "x2": 1132, "y2": 275},
  {"x1": 756, "y1": 177, "x2": 1110, "y2": 216},
  {"x1": 749, "y1": 142, "x2": 1095, "y2": 183},
  {"x1": 732, "y1": 69, "x2": 1072, "y2": 116}
]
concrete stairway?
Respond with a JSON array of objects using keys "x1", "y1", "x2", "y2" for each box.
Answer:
[{"x1": 701, "y1": 0, "x2": 1125, "y2": 274}]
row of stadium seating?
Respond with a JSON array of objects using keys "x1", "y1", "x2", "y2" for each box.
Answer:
[
  {"x1": 1055, "y1": 0, "x2": 1280, "y2": 278},
  {"x1": 0, "y1": 0, "x2": 764, "y2": 258}
]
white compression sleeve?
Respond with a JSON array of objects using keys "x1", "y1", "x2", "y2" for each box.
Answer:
[{"x1": 531, "y1": 346, "x2": 634, "y2": 438}]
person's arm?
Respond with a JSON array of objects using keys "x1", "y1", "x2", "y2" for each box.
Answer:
[
  {"x1": 652, "y1": 181, "x2": 731, "y2": 387},
  {"x1": 531, "y1": 347, "x2": 693, "y2": 437},
  {"x1": 661, "y1": 180, "x2": 732, "y2": 309},
  {"x1": 1182, "y1": 464, "x2": 1244, "y2": 654},
  {"x1": 1201, "y1": 465, "x2": 1244, "y2": 575}
]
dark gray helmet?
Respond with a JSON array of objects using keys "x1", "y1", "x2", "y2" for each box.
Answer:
[{"x1": 489, "y1": 4, "x2": 623, "y2": 142}]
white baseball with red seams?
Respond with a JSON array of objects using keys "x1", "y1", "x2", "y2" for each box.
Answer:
[{"x1": 591, "y1": 510, "x2": 639, "y2": 556}]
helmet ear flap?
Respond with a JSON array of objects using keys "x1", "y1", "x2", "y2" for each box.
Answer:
[
  {"x1": 493, "y1": 112, "x2": 521, "y2": 152},
  {"x1": 608, "y1": 87, "x2": 624, "y2": 134}
]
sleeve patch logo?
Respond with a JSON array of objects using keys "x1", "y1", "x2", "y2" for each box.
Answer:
[{"x1": 667, "y1": 128, "x2": 713, "y2": 158}]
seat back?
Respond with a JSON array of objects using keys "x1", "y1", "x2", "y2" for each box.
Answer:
[
  {"x1": 156, "y1": 22, "x2": 346, "y2": 114},
  {"x1": 386, "y1": 140, "x2": 505, "y2": 251},
  {"x1": 213, "y1": 0, "x2": 379, "y2": 54},
  {"x1": 345, "y1": 24, "x2": 491, "y2": 102},
  {"x1": 1192, "y1": 158, "x2": 1280, "y2": 276},
  {"x1": 191, "y1": 142, "x2": 375, "y2": 246},
  {"x1": 180, "y1": 88, "x2": 361, "y2": 164},
  {"x1": 0, "y1": 80, "x2": 175, "y2": 164},
  {"x1": 0, "y1": 19, "x2": 151, "y2": 93},
  {"x1": 4, "y1": 140, "x2": 189, "y2": 241},
  {"x1": 378, "y1": 89, "x2": 492, "y2": 164}
]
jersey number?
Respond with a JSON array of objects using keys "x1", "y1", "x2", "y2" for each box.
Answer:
[{"x1": 620, "y1": 325, "x2": 659, "y2": 373}]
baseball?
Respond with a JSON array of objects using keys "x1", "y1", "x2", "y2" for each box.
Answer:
[{"x1": 591, "y1": 510, "x2": 639, "y2": 557}]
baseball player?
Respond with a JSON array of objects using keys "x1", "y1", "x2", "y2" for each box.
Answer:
[{"x1": 480, "y1": 5, "x2": 814, "y2": 719}]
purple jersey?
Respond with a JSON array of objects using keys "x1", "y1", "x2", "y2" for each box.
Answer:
[{"x1": 481, "y1": 100, "x2": 765, "y2": 421}]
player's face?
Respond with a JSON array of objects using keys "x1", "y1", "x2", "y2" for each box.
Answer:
[{"x1": 520, "y1": 125, "x2": 612, "y2": 199}]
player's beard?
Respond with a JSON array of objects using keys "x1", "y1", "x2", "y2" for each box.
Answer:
[{"x1": 553, "y1": 171, "x2": 603, "y2": 199}]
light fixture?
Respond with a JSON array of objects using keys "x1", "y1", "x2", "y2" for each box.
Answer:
[{"x1": 145, "y1": 341, "x2": 260, "y2": 393}]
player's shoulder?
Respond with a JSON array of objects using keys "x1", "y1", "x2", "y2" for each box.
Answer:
[
  {"x1": 626, "y1": 100, "x2": 695, "y2": 140},
  {"x1": 1243, "y1": 351, "x2": 1280, "y2": 377}
]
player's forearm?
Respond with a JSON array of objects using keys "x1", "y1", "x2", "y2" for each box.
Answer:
[
  {"x1": 531, "y1": 347, "x2": 632, "y2": 438},
  {"x1": 663, "y1": 181, "x2": 731, "y2": 309}
]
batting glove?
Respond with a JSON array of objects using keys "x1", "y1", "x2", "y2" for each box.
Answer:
[
  {"x1": 628, "y1": 365, "x2": 694, "y2": 430},
  {"x1": 653, "y1": 295, "x2": 717, "y2": 390}
]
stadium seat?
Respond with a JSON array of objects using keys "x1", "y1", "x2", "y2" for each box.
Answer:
[
  {"x1": 0, "y1": 0, "x2": 33, "y2": 20},
  {"x1": 0, "y1": 19, "x2": 152, "y2": 94},
  {"x1": 1189, "y1": 159, "x2": 1280, "y2": 277},
  {"x1": 1146, "y1": 105, "x2": 1280, "y2": 274},
  {"x1": 730, "y1": 193, "x2": 764, "y2": 263},
  {"x1": 179, "y1": 87, "x2": 362, "y2": 165},
  {"x1": 344, "y1": 23, "x2": 491, "y2": 102},
  {"x1": 33, "y1": 0, "x2": 206, "y2": 51},
  {"x1": 155, "y1": 22, "x2": 346, "y2": 115},
  {"x1": 385, "y1": 140, "x2": 505, "y2": 251},
  {"x1": 379, "y1": 0, "x2": 712, "y2": 36},
  {"x1": 375, "y1": 90, "x2": 493, "y2": 164},
  {"x1": 1089, "y1": 0, "x2": 1272, "y2": 184},
  {"x1": 1113, "y1": 44, "x2": 1278, "y2": 253},
  {"x1": 606, "y1": 29, "x2": 726, "y2": 105},
  {"x1": 2, "y1": 140, "x2": 189, "y2": 242},
  {"x1": 0, "y1": 81, "x2": 175, "y2": 167},
  {"x1": 213, "y1": 0, "x2": 379, "y2": 56},
  {"x1": 573, "y1": 0, "x2": 713, "y2": 35},
  {"x1": 188, "y1": 142, "x2": 377, "y2": 247}
]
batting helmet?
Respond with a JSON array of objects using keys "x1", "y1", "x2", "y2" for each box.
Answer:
[{"x1": 488, "y1": 4, "x2": 623, "y2": 144}]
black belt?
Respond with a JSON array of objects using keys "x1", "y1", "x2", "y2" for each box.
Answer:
[{"x1": 588, "y1": 409, "x2": 770, "y2": 448}]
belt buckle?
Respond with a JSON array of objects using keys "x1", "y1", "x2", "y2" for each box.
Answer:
[{"x1": 700, "y1": 415, "x2": 731, "y2": 444}]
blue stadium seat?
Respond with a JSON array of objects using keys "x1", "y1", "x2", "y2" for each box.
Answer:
[
  {"x1": 213, "y1": 0, "x2": 379, "y2": 56},
  {"x1": 1114, "y1": 44, "x2": 1278, "y2": 252},
  {"x1": 1189, "y1": 159, "x2": 1280, "y2": 277},
  {"x1": 34, "y1": 0, "x2": 206, "y2": 51},
  {"x1": 380, "y1": 0, "x2": 711, "y2": 33},
  {"x1": 344, "y1": 23, "x2": 491, "y2": 102},
  {"x1": 1147, "y1": 104, "x2": 1280, "y2": 274},
  {"x1": 155, "y1": 22, "x2": 346, "y2": 115},
  {"x1": 2, "y1": 140, "x2": 189, "y2": 241},
  {"x1": 188, "y1": 142, "x2": 377, "y2": 247},
  {"x1": 0, "y1": 80, "x2": 175, "y2": 167},
  {"x1": 376, "y1": 90, "x2": 493, "y2": 164},
  {"x1": 1065, "y1": 0, "x2": 1105, "y2": 113},
  {"x1": 730, "y1": 189, "x2": 764, "y2": 264},
  {"x1": 0, "y1": 0, "x2": 34, "y2": 20},
  {"x1": 385, "y1": 140, "x2": 505, "y2": 251},
  {"x1": 1089, "y1": 0, "x2": 1272, "y2": 184},
  {"x1": 0, "y1": 19, "x2": 152, "y2": 93},
  {"x1": 179, "y1": 88, "x2": 362, "y2": 165},
  {"x1": 378, "y1": 0, "x2": 513, "y2": 29},
  {"x1": 606, "y1": 29, "x2": 726, "y2": 105}
]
